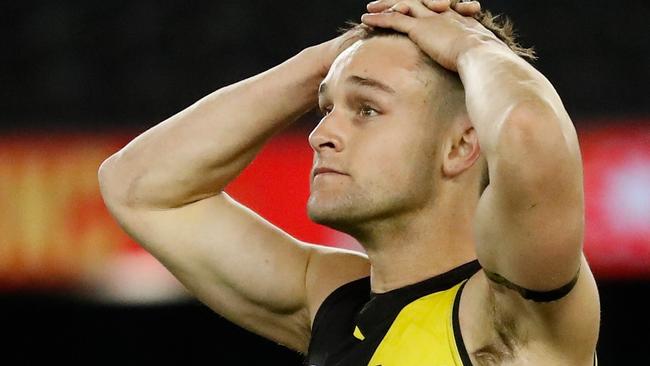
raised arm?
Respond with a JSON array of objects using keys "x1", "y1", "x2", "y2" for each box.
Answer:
[
  {"x1": 457, "y1": 41, "x2": 585, "y2": 291},
  {"x1": 362, "y1": 1, "x2": 598, "y2": 360},
  {"x1": 98, "y1": 34, "x2": 370, "y2": 353},
  {"x1": 362, "y1": 3, "x2": 585, "y2": 287},
  {"x1": 455, "y1": 20, "x2": 600, "y2": 361}
]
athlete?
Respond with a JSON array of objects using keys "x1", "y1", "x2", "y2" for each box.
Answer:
[{"x1": 99, "y1": 0, "x2": 600, "y2": 364}]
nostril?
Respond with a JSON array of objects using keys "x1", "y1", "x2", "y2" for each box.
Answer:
[{"x1": 319, "y1": 141, "x2": 336, "y2": 149}]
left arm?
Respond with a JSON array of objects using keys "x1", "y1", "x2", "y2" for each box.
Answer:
[
  {"x1": 457, "y1": 41, "x2": 599, "y2": 360},
  {"x1": 363, "y1": 0, "x2": 585, "y2": 290},
  {"x1": 458, "y1": 42, "x2": 585, "y2": 292},
  {"x1": 362, "y1": 2, "x2": 599, "y2": 357}
]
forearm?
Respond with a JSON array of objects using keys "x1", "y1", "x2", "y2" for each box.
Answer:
[
  {"x1": 457, "y1": 44, "x2": 581, "y2": 191},
  {"x1": 461, "y1": 45, "x2": 585, "y2": 286},
  {"x1": 458, "y1": 44, "x2": 574, "y2": 154},
  {"x1": 100, "y1": 47, "x2": 323, "y2": 209}
]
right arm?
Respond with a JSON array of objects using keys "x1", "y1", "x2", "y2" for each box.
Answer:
[{"x1": 98, "y1": 38, "x2": 370, "y2": 353}]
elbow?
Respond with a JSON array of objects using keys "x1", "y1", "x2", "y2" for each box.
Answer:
[
  {"x1": 98, "y1": 154, "x2": 120, "y2": 203},
  {"x1": 98, "y1": 152, "x2": 134, "y2": 208}
]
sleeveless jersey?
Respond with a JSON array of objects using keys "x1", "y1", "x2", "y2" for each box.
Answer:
[{"x1": 306, "y1": 260, "x2": 481, "y2": 366}]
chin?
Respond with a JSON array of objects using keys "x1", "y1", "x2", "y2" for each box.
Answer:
[
  {"x1": 308, "y1": 197, "x2": 356, "y2": 232},
  {"x1": 307, "y1": 199, "x2": 341, "y2": 224},
  {"x1": 308, "y1": 196, "x2": 380, "y2": 238}
]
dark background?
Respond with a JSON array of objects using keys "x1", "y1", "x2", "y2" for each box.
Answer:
[
  {"x1": 4, "y1": 0, "x2": 649, "y2": 131},
  {"x1": 2, "y1": 1, "x2": 649, "y2": 364}
]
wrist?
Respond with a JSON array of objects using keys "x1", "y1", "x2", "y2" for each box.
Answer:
[
  {"x1": 307, "y1": 33, "x2": 361, "y2": 79},
  {"x1": 300, "y1": 45, "x2": 331, "y2": 79},
  {"x1": 277, "y1": 47, "x2": 326, "y2": 103},
  {"x1": 456, "y1": 36, "x2": 514, "y2": 73}
]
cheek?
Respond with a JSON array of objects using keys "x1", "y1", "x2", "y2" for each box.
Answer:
[
  {"x1": 356, "y1": 131, "x2": 431, "y2": 188},
  {"x1": 394, "y1": 130, "x2": 439, "y2": 186},
  {"x1": 349, "y1": 104, "x2": 440, "y2": 186}
]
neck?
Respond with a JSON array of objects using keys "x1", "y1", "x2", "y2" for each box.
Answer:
[{"x1": 355, "y1": 190, "x2": 478, "y2": 294}]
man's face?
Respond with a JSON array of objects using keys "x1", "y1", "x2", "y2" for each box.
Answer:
[{"x1": 307, "y1": 36, "x2": 447, "y2": 232}]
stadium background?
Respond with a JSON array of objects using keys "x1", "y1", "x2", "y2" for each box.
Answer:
[{"x1": 2, "y1": 0, "x2": 648, "y2": 364}]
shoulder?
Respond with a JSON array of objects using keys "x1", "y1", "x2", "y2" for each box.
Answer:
[{"x1": 304, "y1": 244, "x2": 371, "y2": 327}]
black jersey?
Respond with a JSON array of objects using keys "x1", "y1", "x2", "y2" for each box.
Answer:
[{"x1": 306, "y1": 260, "x2": 482, "y2": 366}]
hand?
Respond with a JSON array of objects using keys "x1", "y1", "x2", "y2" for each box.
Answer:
[
  {"x1": 361, "y1": 0, "x2": 503, "y2": 71},
  {"x1": 367, "y1": 0, "x2": 481, "y2": 17},
  {"x1": 311, "y1": 30, "x2": 363, "y2": 78}
]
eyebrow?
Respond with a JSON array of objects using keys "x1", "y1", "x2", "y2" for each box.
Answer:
[
  {"x1": 318, "y1": 75, "x2": 396, "y2": 96},
  {"x1": 347, "y1": 75, "x2": 396, "y2": 94}
]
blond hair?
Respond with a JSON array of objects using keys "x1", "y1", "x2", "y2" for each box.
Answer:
[
  {"x1": 456, "y1": 1, "x2": 536, "y2": 61},
  {"x1": 343, "y1": 3, "x2": 536, "y2": 61}
]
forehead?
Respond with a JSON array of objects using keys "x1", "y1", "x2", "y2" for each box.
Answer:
[{"x1": 322, "y1": 37, "x2": 431, "y2": 94}]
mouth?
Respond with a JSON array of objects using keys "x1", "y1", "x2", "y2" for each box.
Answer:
[{"x1": 312, "y1": 167, "x2": 346, "y2": 180}]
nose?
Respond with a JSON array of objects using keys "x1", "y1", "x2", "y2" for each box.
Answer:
[{"x1": 308, "y1": 113, "x2": 345, "y2": 154}]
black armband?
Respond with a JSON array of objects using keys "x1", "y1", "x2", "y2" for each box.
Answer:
[{"x1": 483, "y1": 265, "x2": 580, "y2": 303}]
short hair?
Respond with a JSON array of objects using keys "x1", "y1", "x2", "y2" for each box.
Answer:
[
  {"x1": 342, "y1": 2, "x2": 535, "y2": 62},
  {"x1": 339, "y1": 5, "x2": 522, "y2": 195}
]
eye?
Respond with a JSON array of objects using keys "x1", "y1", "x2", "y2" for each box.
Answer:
[{"x1": 359, "y1": 105, "x2": 378, "y2": 118}]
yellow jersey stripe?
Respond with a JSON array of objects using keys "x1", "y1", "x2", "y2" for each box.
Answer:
[{"x1": 367, "y1": 281, "x2": 466, "y2": 365}]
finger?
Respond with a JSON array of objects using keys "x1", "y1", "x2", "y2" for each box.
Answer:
[
  {"x1": 386, "y1": 2, "x2": 411, "y2": 15},
  {"x1": 368, "y1": 0, "x2": 448, "y2": 14},
  {"x1": 453, "y1": 1, "x2": 481, "y2": 16},
  {"x1": 384, "y1": 2, "x2": 408, "y2": 15},
  {"x1": 367, "y1": 0, "x2": 398, "y2": 13},
  {"x1": 421, "y1": 0, "x2": 451, "y2": 13},
  {"x1": 361, "y1": 11, "x2": 418, "y2": 34},
  {"x1": 388, "y1": 1, "x2": 436, "y2": 17}
]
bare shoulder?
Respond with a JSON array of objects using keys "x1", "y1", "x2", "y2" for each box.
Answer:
[
  {"x1": 304, "y1": 244, "x2": 371, "y2": 327},
  {"x1": 460, "y1": 255, "x2": 600, "y2": 365}
]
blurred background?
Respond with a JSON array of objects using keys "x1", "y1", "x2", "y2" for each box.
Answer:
[{"x1": 2, "y1": 0, "x2": 648, "y2": 364}]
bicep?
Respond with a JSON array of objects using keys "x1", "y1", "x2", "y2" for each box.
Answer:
[
  {"x1": 472, "y1": 173, "x2": 599, "y2": 354},
  {"x1": 474, "y1": 184, "x2": 583, "y2": 293},
  {"x1": 474, "y1": 103, "x2": 585, "y2": 292},
  {"x1": 105, "y1": 192, "x2": 312, "y2": 352}
]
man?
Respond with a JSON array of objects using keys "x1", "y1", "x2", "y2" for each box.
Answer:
[{"x1": 99, "y1": 0, "x2": 600, "y2": 364}]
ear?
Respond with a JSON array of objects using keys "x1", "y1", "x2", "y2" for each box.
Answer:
[{"x1": 442, "y1": 117, "x2": 481, "y2": 178}]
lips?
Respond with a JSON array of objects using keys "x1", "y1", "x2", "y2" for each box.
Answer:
[{"x1": 312, "y1": 167, "x2": 346, "y2": 179}]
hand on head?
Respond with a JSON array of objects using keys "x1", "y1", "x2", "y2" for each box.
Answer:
[
  {"x1": 366, "y1": 0, "x2": 481, "y2": 17},
  {"x1": 360, "y1": 0, "x2": 505, "y2": 72},
  {"x1": 312, "y1": 0, "x2": 488, "y2": 78}
]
